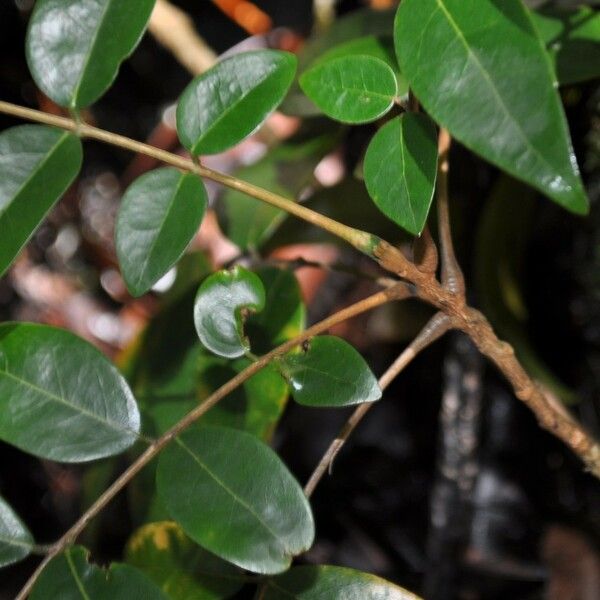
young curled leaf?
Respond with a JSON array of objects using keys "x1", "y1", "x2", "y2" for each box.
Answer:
[
  {"x1": 0, "y1": 495, "x2": 33, "y2": 568},
  {"x1": 26, "y1": 0, "x2": 156, "y2": 109},
  {"x1": 299, "y1": 55, "x2": 398, "y2": 124},
  {"x1": 364, "y1": 113, "x2": 438, "y2": 236},
  {"x1": 30, "y1": 546, "x2": 167, "y2": 599},
  {"x1": 177, "y1": 50, "x2": 297, "y2": 155},
  {"x1": 194, "y1": 266, "x2": 265, "y2": 359},
  {"x1": 263, "y1": 565, "x2": 422, "y2": 599},
  {"x1": 156, "y1": 427, "x2": 315, "y2": 574},
  {"x1": 116, "y1": 168, "x2": 207, "y2": 297},
  {"x1": 279, "y1": 336, "x2": 381, "y2": 407}
]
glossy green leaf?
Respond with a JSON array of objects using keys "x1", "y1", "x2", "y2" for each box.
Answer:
[
  {"x1": 30, "y1": 546, "x2": 167, "y2": 600},
  {"x1": 364, "y1": 114, "x2": 438, "y2": 235},
  {"x1": 282, "y1": 8, "x2": 395, "y2": 116},
  {"x1": 0, "y1": 323, "x2": 140, "y2": 462},
  {"x1": 194, "y1": 266, "x2": 265, "y2": 359},
  {"x1": 26, "y1": 0, "x2": 156, "y2": 108},
  {"x1": 300, "y1": 55, "x2": 397, "y2": 124},
  {"x1": 0, "y1": 495, "x2": 33, "y2": 568},
  {"x1": 395, "y1": 0, "x2": 588, "y2": 214},
  {"x1": 116, "y1": 168, "x2": 207, "y2": 297},
  {"x1": 0, "y1": 125, "x2": 82, "y2": 277},
  {"x1": 264, "y1": 565, "x2": 422, "y2": 599},
  {"x1": 279, "y1": 336, "x2": 381, "y2": 407},
  {"x1": 125, "y1": 521, "x2": 243, "y2": 600},
  {"x1": 177, "y1": 50, "x2": 297, "y2": 155},
  {"x1": 157, "y1": 426, "x2": 314, "y2": 574},
  {"x1": 531, "y1": 7, "x2": 600, "y2": 85}
]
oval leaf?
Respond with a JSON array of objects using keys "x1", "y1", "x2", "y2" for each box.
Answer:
[
  {"x1": 264, "y1": 565, "x2": 422, "y2": 599},
  {"x1": 0, "y1": 125, "x2": 82, "y2": 277},
  {"x1": 364, "y1": 114, "x2": 438, "y2": 235},
  {"x1": 279, "y1": 336, "x2": 381, "y2": 407},
  {"x1": 299, "y1": 55, "x2": 397, "y2": 124},
  {"x1": 0, "y1": 495, "x2": 33, "y2": 568},
  {"x1": 26, "y1": 0, "x2": 156, "y2": 108},
  {"x1": 125, "y1": 521, "x2": 244, "y2": 600},
  {"x1": 394, "y1": 0, "x2": 587, "y2": 214},
  {"x1": 194, "y1": 266, "x2": 265, "y2": 359},
  {"x1": 156, "y1": 427, "x2": 315, "y2": 574},
  {"x1": 0, "y1": 323, "x2": 140, "y2": 462},
  {"x1": 30, "y1": 546, "x2": 167, "y2": 600},
  {"x1": 177, "y1": 50, "x2": 297, "y2": 155},
  {"x1": 116, "y1": 168, "x2": 207, "y2": 297}
]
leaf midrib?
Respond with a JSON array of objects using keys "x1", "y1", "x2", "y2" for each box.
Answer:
[
  {"x1": 434, "y1": 0, "x2": 563, "y2": 179},
  {"x1": 175, "y1": 437, "x2": 290, "y2": 555},
  {"x1": 0, "y1": 366, "x2": 137, "y2": 438}
]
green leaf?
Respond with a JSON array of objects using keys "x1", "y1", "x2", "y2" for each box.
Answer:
[
  {"x1": 394, "y1": 0, "x2": 588, "y2": 214},
  {"x1": 531, "y1": 7, "x2": 600, "y2": 85},
  {"x1": 247, "y1": 267, "x2": 306, "y2": 354},
  {"x1": 116, "y1": 168, "x2": 207, "y2": 297},
  {"x1": 279, "y1": 336, "x2": 381, "y2": 408},
  {"x1": 263, "y1": 565, "x2": 422, "y2": 599},
  {"x1": 281, "y1": 8, "x2": 396, "y2": 117},
  {"x1": 26, "y1": 0, "x2": 156, "y2": 109},
  {"x1": 0, "y1": 495, "x2": 33, "y2": 568},
  {"x1": 125, "y1": 521, "x2": 244, "y2": 600},
  {"x1": 194, "y1": 266, "x2": 265, "y2": 359},
  {"x1": 177, "y1": 50, "x2": 297, "y2": 155},
  {"x1": 364, "y1": 114, "x2": 438, "y2": 236},
  {"x1": 0, "y1": 125, "x2": 82, "y2": 277},
  {"x1": 0, "y1": 323, "x2": 140, "y2": 462},
  {"x1": 30, "y1": 546, "x2": 167, "y2": 600},
  {"x1": 156, "y1": 426, "x2": 314, "y2": 574},
  {"x1": 300, "y1": 55, "x2": 397, "y2": 124},
  {"x1": 148, "y1": 357, "x2": 289, "y2": 441}
]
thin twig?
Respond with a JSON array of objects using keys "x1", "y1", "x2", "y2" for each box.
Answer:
[
  {"x1": 436, "y1": 128, "x2": 465, "y2": 296},
  {"x1": 304, "y1": 312, "x2": 452, "y2": 497},
  {"x1": 0, "y1": 101, "x2": 379, "y2": 257},
  {"x1": 15, "y1": 283, "x2": 411, "y2": 600}
]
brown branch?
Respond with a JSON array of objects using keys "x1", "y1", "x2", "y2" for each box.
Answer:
[
  {"x1": 436, "y1": 128, "x2": 465, "y2": 296},
  {"x1": 2, "y1": 100, "x2": 598, "y2": 521},
  {"x1": 414, "y1": 225, "x2": 439, "y2": 275},
  {"x1": 304, "y1": 312, "x2": 452, "y2": 497},
  {"x1": 15, "y1": 283, "x2": 410, "y2": 600}
]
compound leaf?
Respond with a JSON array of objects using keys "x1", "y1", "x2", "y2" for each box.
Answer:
[
  {"x1": 177, "y1": 50, "x2": 297, "y2": 155},
  {"x1": 116, "y1": 168, "x2": 207, "y2": 297},
  {"x1": 0, "y1": 323, "x2": 140, "y2": 462},
  {"x1": 279, "y1": 336, "x2": 381, "y2": 407},
  {"x1": 157, "y1": 427, "x2": 314, "y2": 574},
  {"x1": 394, "y1": 0, "x2": 588, "y2": 214},
  {"x1": 26, "y1": 0, "x2": 155, "y2": 108},
  {"x1": 364, "y1": 114, "x2": 438, "y2": 235},
  {"x1": 0, "y1": 125, "x2": 82, "y2": 276}
]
